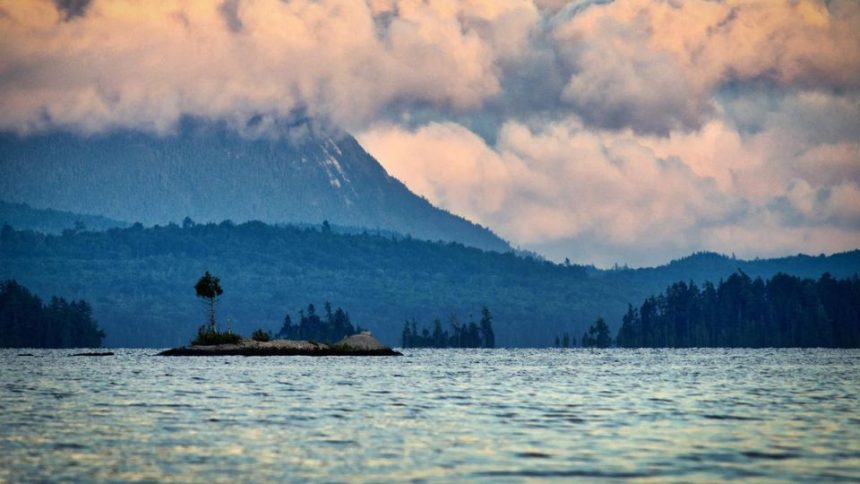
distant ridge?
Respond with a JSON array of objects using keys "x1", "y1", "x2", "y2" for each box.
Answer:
[
  {"x1": 0, "y1": 120, "x2": 510, "y2": 252},
  {"x1": 627, "y1": 250, "x2": 860, "y2": 283},
  {"x1": 0, "y1": 201, "x2": 128, "y2": 234},
  {"x1": 2, "y1": 221, "x2": 856, "y2": 347}
]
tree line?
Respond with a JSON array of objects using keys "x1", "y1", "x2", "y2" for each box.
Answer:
[
  {"x1": 553, "y1": 317, "x2": 612, "y2": 348},
  {"x1": 277, "y1": 302, "x2": 363, "y2": 343},
  {"x1": 401, "y1": 306, "x2": 495, "y2": 348},
  {"x1": 616, "y1": 272, "x2": 860, "y2": 348},
  {"x1": 0, "y1": 280, "x2": 105, "y2": 348},
  {"x1": 3, "y1": 220, "x2": 858, "y2": 347},
  {"x1": 188, "y1": 271, "x2": 365, "y2": 346}
]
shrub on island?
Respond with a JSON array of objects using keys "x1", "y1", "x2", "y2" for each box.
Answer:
[
  {"x1": 251, "y1": 329, "x2": 272, "y2": 342},
  {"x1": 192, "y1": 326, "x2": 241, "y2": 346}
]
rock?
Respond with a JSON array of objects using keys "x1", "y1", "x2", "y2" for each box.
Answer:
[
  {"x1": 158, "y1": 332, "x2": 401, "y2": 356},
  {"x1": 332, "y1": 331, "x2": 388, "y2": 351},
  {"x1": 70, "y1": 352, "x2": 115, "y2": 356}
]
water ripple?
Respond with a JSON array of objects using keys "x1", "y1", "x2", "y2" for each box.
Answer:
[{"x1": 0, "y1": 348, "x2": 858, "y2": 482}]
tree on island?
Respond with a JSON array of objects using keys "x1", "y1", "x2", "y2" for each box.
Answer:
[
  {"x1": 190, "y1": 272, "x2": 239, "y2": 346},
  {"x1": 480, "y1": 306, "x2": 496, "y2": 348},
  {"x1": 553, "y1": 332, "x2": 575, "y2": 348},
  {"x1": 277, "y1": 302, "x2": 360, "y2": 343},
  {"x1": 582, "y1": 317, "x2": 612, "y2": 348},
  {"x1": 194, "y1": 271, "x2": 223, "y2": 332},
  {"x1": 401, "y1": 307, "x2": 497, "y2": 348}
]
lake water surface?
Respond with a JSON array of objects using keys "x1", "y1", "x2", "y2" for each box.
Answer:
[{"x1": 1, "y1": 348, "x2": 859, "y2": 481}]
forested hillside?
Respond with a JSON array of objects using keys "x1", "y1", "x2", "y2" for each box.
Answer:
[
  {"x1": 0, "y1": 122, "x2": 509, "y2": 252},
  {"x1": 0, "y1": 280, "x2": 105, "y2": 348},
  {"x1": 1, "y1": 221, "x2": 858, "y2": 347},
  {"x1": 0, "y1": 201, "x2": 127, "y2": 234},
  {"x1": 616, "y1": 272, "x2": 860, "y2": 347}
]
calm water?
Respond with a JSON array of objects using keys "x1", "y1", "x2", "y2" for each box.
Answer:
[{"x1": 1, "y1": 349, "x2": 859, "y2": 482}]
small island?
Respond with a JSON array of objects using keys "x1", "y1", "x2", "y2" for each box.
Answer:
[
  {"x1": 159, "y1": 272, "x2": 401, "y2": 357},
  {"x1": 158, "y1": 331, "x2": 401, "y2": 357}
]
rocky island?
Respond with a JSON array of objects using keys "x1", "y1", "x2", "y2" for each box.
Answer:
[
  {"x1": 158, "y1": 331, "x2": 402, "y2": 357},
  {"x1": 158, "y1": 273, "x2": 401, "y2": 356}
]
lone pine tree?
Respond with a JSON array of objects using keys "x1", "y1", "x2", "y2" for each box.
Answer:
[{"x1": 194, "y1": 271, "x2": 223, "y2": 332}]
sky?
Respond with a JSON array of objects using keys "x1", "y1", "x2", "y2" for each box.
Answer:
[{"x1": 1, "y1": 0, "x2": 859, "y2": 267}]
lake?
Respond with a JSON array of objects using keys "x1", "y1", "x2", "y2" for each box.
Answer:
[{"x1": 1, "y1": 348, "x2": 859, "y2": 481}]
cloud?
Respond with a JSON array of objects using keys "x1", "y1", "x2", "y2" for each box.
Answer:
[
  {"x1": 0, "y1": 0, "x2": 538, "y2": 134},
  {"x1": 359, "y1": 110, "x2": 860, "y2": 266},
  {"x1": 552, "y1": 0, "x2": 860, "y2": 134},
  {"x1": 52, "y1": 0, "x2": 91, "y2": 20},
  {"x1": 360, "y1": 119, "x2": 735, "y2": 260},
  {"x1": 2, "y1": 0, "x2": 858, "y2": 137},
  {"x1": 1, "y1": 0, "x2": 858, "y2": 265}
]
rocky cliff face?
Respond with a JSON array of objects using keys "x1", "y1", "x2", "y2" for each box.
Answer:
[{"x1": 0, "y1": 121, "x2": 509, "y2": 252}]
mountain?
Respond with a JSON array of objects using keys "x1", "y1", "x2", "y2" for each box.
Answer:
[
  {"x1": 0, "y1": 121, "x2": 510, "y2": 252},
  {"x1": 2, "y1": 222, "x2": 857, "y2": 347},
  {"x1": 611, "y1": 250, "x2": 860, "y2": 297},
  {"x1": 0, "y1": 201, "x2": 128, "y2": 234}
]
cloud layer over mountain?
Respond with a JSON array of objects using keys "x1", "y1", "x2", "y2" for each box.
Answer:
[
  {"x1": 1, "y1": 0, "x2": 537, "y2": 133},
  {"x1": 1, "y1": 0, "x2": 858, "y2": 265}
]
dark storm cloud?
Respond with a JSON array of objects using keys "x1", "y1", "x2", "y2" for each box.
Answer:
[
  {"x1": 219, "y1": 0, "x2": 243, "y2": 33},
  {"x1": 53, "y1": 0, "x2": 90, "y2": 20}
]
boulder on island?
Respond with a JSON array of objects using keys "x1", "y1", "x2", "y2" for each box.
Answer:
[
  {"x1": 158, "y1": 331, "x2": 401, "y2": 356},
  {"x1": 332, "y1": 331, "x2": 390, "y2": 351}
]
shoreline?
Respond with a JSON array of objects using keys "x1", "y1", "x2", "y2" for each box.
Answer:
[{"x1": 157, "y1": 332, "x2": 402, "y2": 357}]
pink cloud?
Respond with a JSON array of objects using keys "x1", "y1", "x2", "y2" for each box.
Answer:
[
  {"x1": 0, "y1": 0, "x2": 538, "y2": 134},
  {"x1": 552, "y1": 0, "x2": 860, "y2": 133},
  {"x1": 359, "y1": 113, "x2": 860, "y2": 266},
  {"x1": 1, "y1": 0, "x2": 858, "y2": 265}
]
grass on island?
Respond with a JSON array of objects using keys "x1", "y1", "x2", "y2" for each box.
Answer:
[
  {"x1": 192, "y1": 326, "x2": 241, "y2": 346},
  {"x1": 190, "y1": 327, "x2": 275, "y2": 346}
]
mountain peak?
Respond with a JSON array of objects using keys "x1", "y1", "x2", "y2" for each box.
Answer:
[{"x1": 0, "y1": 124, "x2": 510, "y2": 252}]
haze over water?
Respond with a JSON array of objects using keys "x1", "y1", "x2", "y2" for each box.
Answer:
[{"x1": 2, "y1": 348, "x2": 859, "y2": 481}]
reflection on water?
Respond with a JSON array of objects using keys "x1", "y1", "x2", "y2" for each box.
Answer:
[{"x1": 1, "y1": 349, "x2": 859, "y2": 481}]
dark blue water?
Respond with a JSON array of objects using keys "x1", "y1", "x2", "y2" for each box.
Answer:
[{"x1": 1, "y1": 349, "x2": 859, "y2": 481}]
